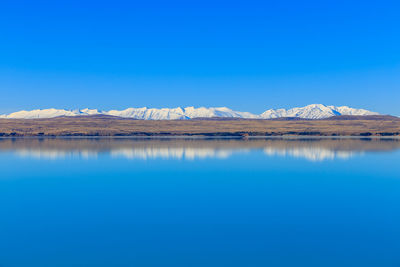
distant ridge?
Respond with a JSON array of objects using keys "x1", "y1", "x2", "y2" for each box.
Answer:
[
  {"x1": 0, "y1": 104, "x2": 381, "y2": 120},
  {"x1": 325, "y1": 115, "x2": 399, "y2": 121}
]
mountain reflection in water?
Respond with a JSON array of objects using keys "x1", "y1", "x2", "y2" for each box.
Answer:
[{"x1": 0, "y1": 137, "x2": 399, "y2": 162}]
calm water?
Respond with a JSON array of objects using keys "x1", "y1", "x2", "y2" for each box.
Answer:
[{"x1": 1, "y1": 137, "x2": 400, "y2": 267}]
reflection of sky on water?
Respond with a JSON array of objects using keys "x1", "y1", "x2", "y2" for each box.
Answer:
[{"x1": 2, "y1": 139, "x2": 400, "y2": 267}]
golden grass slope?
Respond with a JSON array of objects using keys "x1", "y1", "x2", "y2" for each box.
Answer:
[{"x1": 0, "y1": 115, "x2": 399, "y2": 137}]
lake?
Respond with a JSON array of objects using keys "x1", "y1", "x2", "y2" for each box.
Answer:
[{"x1": 1, "y1": 137, "x2": 399, "y2": 267}]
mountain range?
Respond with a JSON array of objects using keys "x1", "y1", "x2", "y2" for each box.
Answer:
[{"x1": 0, "y1": 104, "x2": 380, "y2": 120}]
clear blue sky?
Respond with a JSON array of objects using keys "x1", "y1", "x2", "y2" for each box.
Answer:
[{"x1": 0, "y1": 0, "x2": 399, "y2": 115}]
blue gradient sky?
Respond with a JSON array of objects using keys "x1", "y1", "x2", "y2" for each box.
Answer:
[{"x1": 0, "y1": 0, "x2": 399, "y2": 115}]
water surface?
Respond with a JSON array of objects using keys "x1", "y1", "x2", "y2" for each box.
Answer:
[{"x1": 1, "y1": 138, "x2": 400, "y2": 266}]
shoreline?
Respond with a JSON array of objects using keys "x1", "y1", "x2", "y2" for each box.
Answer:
[{"x1": 0, "y1": 135, "x2": 399, "y2": 139}]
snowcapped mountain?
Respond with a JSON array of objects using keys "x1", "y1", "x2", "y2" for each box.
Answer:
[
  {"x1": 104, "y1": 106, "x2": 260, "y2": 120},
  {"x1": 105, "y1": 107, "x2": 189, "y2": 120},
  {"x1": 0, "y1": 108, "x2": 101, "y2": 119},
  {"x1": 0, "y1": 104, "x2": 379, "y2": 120},
  {"x1": 260, "y1": 104, "x2": 379, "y2": 119}
]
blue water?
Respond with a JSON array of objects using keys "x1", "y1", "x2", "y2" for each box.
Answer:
[{"x1": 0, "y1": 138, "x2": 399, "y2": 266}]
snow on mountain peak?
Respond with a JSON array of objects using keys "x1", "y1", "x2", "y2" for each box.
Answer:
[
  {"x1": 79, "y1": 108, "x2": 101, "y2": 115},
  {"x1": 260, "y1": 104, "x2": 378, "y2": 119},
  {"x1": 0, "y1": 104, "x2": 380, "y2": 120}
]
